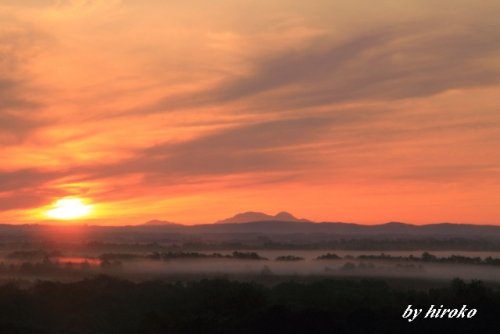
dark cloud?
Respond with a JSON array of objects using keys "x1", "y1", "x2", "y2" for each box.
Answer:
[
  {"x1": 0, "y1": 168, "x2": 81, "y2": 212},
  {"x1": 0, "y1": 108, "x2": 43, "y2": 137},
  {"x1": 392, "y1": 164, "x2": 500, "y2": 184},
  {"x1": 82, "y1": 108, "x2": 499, "y2": 185},
  {"x1": 1, "y1": 110, "x2": 496, "y2": 204},
  {"x1": 0, "y1": 169, "x2": 61, "y2": 192},
  {"x1": 125, "y1": 21, "x2": 500, "y2": 116},
  {"x1": 0, "y1": 24, "x2": 49, "y2": 140},
  {"x1": 0, "y1": 190, "x2": 61, "y2": 211},
  {"x1": 0, "y1": 117, "x2": 338, "y2": 202},
  {"x1": 0, "y1": 114, "x2": 371, "y2": 197},
  {"x1": 89, "y1": 117, "x2": 336, "y2": 180}
]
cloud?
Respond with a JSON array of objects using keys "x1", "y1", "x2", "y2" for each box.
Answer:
[
  {"x1": 392, "y1": 164, "x2": 500, "y2": 184},
  {"x1": 0, "y1": 116, "x2": 336, "y2": 202},
  {"x1": 0, "y1": 189, "x2": 61, "y2": 211},
  {"x1": 55, "y1": 105, "x2": 500, "y2": 189},
  {"x1": 0, "y1": 23, "x2": 49, "y2": 141},
  {"x1": 240, "y1": 23, "x2": 500, "y2": 107},
  {"x1": 0, "y1": 169, "x2": 61, "y2": 192},
  {"x1": 0, "y1": 112, "x2": 383, "y2": 204},
  {"x1": 125, "y1": 21, "x2": 500, "y2": 116},
  {"x1": 87, "y1": 117, "x2": 336, "y2": 181}
]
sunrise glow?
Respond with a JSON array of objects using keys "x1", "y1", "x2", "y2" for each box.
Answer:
[
  {"x1": 46, "y1": 198, "x2": 92, "y2": 220},
  {"x1": 0, "y1": 1, "x2": 499, "y2": 225}
]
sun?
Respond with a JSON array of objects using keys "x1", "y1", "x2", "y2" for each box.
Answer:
[{"x1": 46, "y1": 198, "x2": 92, "y2": 220}]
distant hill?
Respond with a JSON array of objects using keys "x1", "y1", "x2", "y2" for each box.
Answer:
[
  {"x1": 1, "y1": 220, "x2": 500, "y2": 244},
  {"x1": 142, "y1": 220, "x2": 179, "y2": 226},
  {"x1": 187, "y1": 221, "x2": 500, "y2": 237},
  {"x1": 215, "y1": 211, "x2": 311, "y2": 224}
]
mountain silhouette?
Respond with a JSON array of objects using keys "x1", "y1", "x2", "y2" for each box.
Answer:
[
  {"x1": 188, "y1": 221, "x2": 500, "y2": 237},
  {"x1": 1, "y1": 220, "x2": 500, "y2": 242},
  {"x1": 142, "y1": 219, "x2": 179, "y2": 226},
  {"x1": 215, "y1": 211, "x2": 311, "y2": 224}
]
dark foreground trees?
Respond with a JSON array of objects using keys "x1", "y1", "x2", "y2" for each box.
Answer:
[{"x1": 0, "y1": 276, "x2": 499, "y2": 333}]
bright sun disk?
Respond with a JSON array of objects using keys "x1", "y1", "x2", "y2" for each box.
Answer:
[{"x1": 46, "y1": 198, "x2": 92, "y2": 220}]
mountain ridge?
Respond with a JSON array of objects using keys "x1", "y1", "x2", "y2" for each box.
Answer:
[
  {"x1": 215, "y1": 211, "x2": 311, "y2": 224},
  {"x1": 142, "y1": 219, "x2": 179, "y2": 226},
  {"x1": 1, "y1": 220, "x2": 500, "y2": 240}
]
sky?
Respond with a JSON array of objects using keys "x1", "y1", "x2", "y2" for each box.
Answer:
[{"x1": 1, "y1": 0, "x2": 499, "y2": 225}]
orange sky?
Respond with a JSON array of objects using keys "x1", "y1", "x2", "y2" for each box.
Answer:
[{"x1": 1, "y1": 0, "x2": 499, "y2": 225}]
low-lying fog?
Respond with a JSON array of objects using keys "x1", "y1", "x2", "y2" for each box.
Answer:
[
  {"x1": 120, "y1": 258, "x2": 500, "y2": 281},
  {"x1": 2, "y1": 249, "x2": 500, "y2": 283}
]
